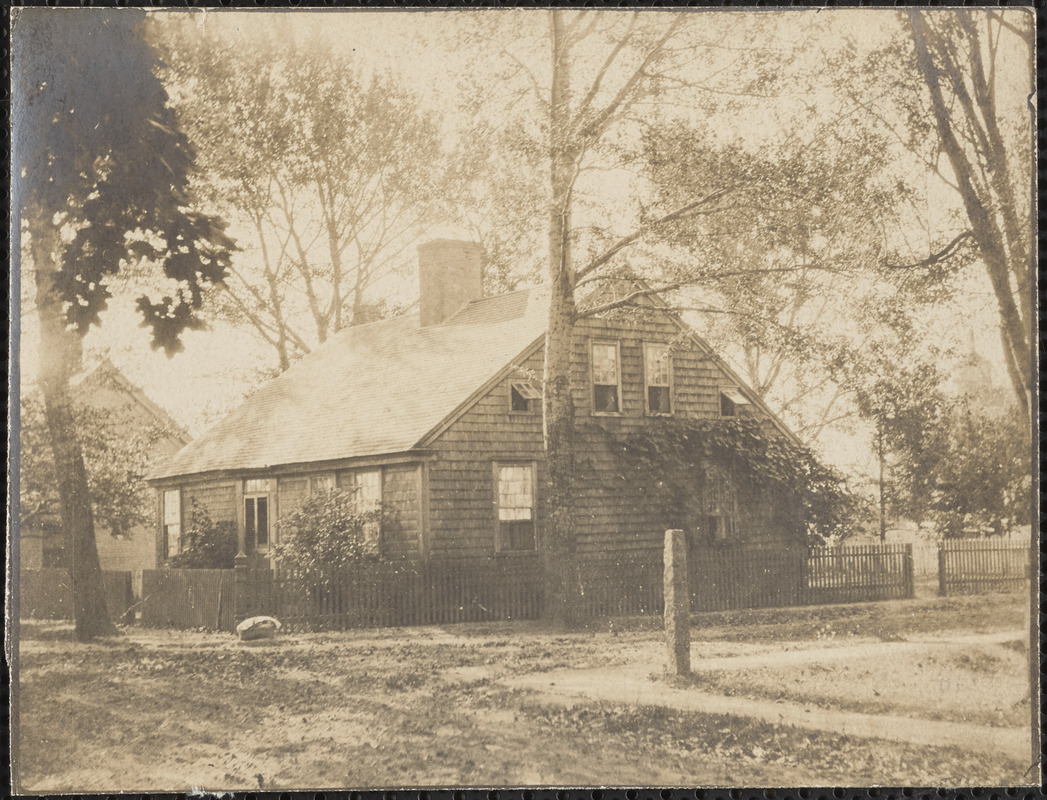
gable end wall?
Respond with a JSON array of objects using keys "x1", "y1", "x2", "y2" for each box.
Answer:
[{"x1": 427, "y1": 311, "x2": 802, "y2": 559}]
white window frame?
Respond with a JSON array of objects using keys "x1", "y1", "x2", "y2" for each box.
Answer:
[
  {"x1": 590, "y1": 339, "x2": 623, "y2": 415},
  {"x1": 310, "y1": 474, "x2": 335, "y2": 494},
  {"x1": 643, "y1": 342, "x2": 673, "y2": 416},
  {"x1": 163, "y1": 489, "x2": 181, "y2": 558},
  {"x1": 243, "y1": 478, "x2": 272, "y2": 553},
  {"x1": 353, "y1": 469, "x2": 383, "y2": 548},
  {"x1": 493, "y1": 461, "x2": 538, "y2": 553}
]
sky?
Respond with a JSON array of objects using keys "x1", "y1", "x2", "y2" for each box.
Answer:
[{"x1": 13, "y1": 8, "x2": 1034, "y2": 469}]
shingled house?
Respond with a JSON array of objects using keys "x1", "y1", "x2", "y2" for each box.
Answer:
[
  {"x1": 149, "y1": 240, "x2": 806, "y2": 568},
  {"x1": 22, "y1": 359, "x2": 191, "y2": 573}
]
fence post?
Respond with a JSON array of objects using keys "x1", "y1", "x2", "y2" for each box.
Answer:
[
  {"x1": 233, "y1": 553, "x2": 251, "y2": 623},
  {"x1": 663, "y1": 529, "x2": 691, "y2": 677},
  {"x1": 902, "y1": 543, "x2": 914, "y2": 599},
  {"x1": 937, "y1": 544, "x2": 947, "y2": 597}
]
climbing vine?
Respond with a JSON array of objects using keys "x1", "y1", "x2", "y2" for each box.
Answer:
[{"x1": 609, "y1": 417, "x2": 862, "y2": 544}]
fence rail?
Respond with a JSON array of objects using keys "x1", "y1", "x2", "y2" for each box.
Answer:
[{"x1": 937, "y1": 540, "x2": 1031, "y2": 596}]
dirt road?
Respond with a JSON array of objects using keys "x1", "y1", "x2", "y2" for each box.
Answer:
[
  {"x1": 511, "y1": 630, "x2": 1030, "y2": 758},
  {"x1": 14, "y1": 593, "x2": 1034, "y2": 791}
]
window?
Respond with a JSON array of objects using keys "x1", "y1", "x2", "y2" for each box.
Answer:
[
  {"x1": 644, "y1": 343, "x2": 672, "y2": 415},
  {"x1": 704, "y1": 475, "x2": 738, "y2": 544},
  {"x1": 510, "y1": 381, "x2": 541, "y2": 413},
  {"x1": 495, "y1": 463, "x2": 536, "y2": 551},
  {"x1": 244, "y1": 479, "x2": 271, "y2": 552},
  {"x1": 591, "y1": 341, "x2": 621, "y2": 413},
  {"x1": 310, "y1": 474, "x2": 334, "y2": 494},
  {"x1": 706, "y1": 514, "x2": 735, "y2": 542},
  {"x1": 719, "y1": 388, "x2": 750, "y2": 418},
  {"x1": 163, "y1": 489, "x2": 181, "y2": 558},
  {"x1": 353, "y1": 469, "x2": 382, "y2": 546}
]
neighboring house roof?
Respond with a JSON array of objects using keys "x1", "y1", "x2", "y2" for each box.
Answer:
[
  {"x1": 151, "y1": 282, "x2": 802, "y2": 483},
  {"x1": 150, "y1": 287, "x2": 550, "y2": 481},
  {"x1": 75, "y1": 359, "x2": 193, "y2": 447}
]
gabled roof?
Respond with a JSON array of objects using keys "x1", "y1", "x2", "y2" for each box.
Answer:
[
  {"x1": 151, "y1": 281, "x2": 804, "y2": 483},
  {"x1": 76, "y1": 359, "x2": 192, "y2": 447},
  {"x1": 150, "y1": 287, "x2": 549, "y2": 481}
]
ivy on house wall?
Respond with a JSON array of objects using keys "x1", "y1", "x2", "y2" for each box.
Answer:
[{"x1": 606, "y1": 417, "x2": 862, "y2": 545}]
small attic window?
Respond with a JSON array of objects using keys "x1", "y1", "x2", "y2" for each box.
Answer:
[
  {"x1": 511, "y1": 381, "x2": 541, "y2": 413},
  {"x1": 719, "y1": 388, "x2": 750, "y2": 418}
]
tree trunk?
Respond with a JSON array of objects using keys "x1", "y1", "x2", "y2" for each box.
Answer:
[
  {"x1": 909, "y1": 13, "x2": 1032, "y2": 415},
  {"x1": 540, "y1": 9, "x2": 584, "y2": 627},
  {"x1": 30, "y1": 220, "x2": 116, "y2": 641}
]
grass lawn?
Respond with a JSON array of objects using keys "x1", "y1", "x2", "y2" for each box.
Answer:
[{"x1": 13, "y1": 591, "x2": 1033, "y2": 792}]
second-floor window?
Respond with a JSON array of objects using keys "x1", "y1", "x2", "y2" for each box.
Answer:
[
  {"x1": 720, "y1": 388, "x2": 750, "y2": 418},
  {"x1": 591, "y1": 340, "x2": 621, "y2": 413},
  {"x1": 644, "y1": 342, "x2": 672, "y2": 414}
]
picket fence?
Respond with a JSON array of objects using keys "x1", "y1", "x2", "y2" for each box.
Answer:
[
  {"x1": 19, "y1": 569, "x2": 134, "y2": 622},
  {"x1": 137, "y1": 542, "x2": 919, "y2": 632},
  {"x1": 140, "y1": 568, "x2": 235, "y2": 631},
  {"x1": 937, "y1": 539, "x2": 1031, "y2": 596}
]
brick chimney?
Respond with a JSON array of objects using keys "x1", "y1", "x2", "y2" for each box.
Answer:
[{"x1": 417, "y1": 239, "x2": 484, "y2": 326}]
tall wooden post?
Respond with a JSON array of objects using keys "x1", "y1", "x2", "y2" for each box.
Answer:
[
  {"x1": 233, "y1": 552, "x2": 250, "y2": 623},
  {"x1": 663, "y1": 529, "x2": 690, "y2": 676}
]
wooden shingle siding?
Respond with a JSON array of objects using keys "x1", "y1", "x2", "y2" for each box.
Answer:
[
  {"x1": 183, "y1": 483, "x2": 237, "y2": 525},
  {"x1": 276, "y1": 477, "x2": 309, "y2": 544},
  {"x1": 428, "y1": 348, "x2": 545, "y2": 559},
  {"x1": 381, "y1": 464, "x2": 423, "y2": 558},
  {"x1": 427, "y1": 308, "x2": 799, "y2": 560}
]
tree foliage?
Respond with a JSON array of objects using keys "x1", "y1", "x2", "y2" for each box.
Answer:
[
  {"x1": 832, "y1": 10, "x2": 1033, "y2": 414},
  {"x1": 273, "y1": 490, "x2": 381, "y2": 574},
  {"x1": 167, "y1": 500, "x2": 238, "y2": 570},
  {"x1": 928, "y1": 407, "x2": 1031, "y2": 537},
  {"x1": 14, "y1": 10, "x2": 235, "y2": 353},
  {"x1": 19, "y1": 394, "x2": 172, "y2": 540},
  {"x1": 158, "y1": 21, "x2": 443, "y2": 370},
  {"x1": 13, "y1": 9, "x2": 234, "y2": 639}
]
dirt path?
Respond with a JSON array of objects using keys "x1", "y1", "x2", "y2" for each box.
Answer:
[
  {"x1": 685, "y1": 629, "x2": 1025, "y2": 673},
  {"x1": 509, "y1": 630, "x2": 1032, "y2": 761}
]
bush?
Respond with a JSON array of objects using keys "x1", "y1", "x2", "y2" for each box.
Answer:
[
  {"x1": 272, "y1": 488, "x2": 380, "y2": 573},
  {"x1": 168, "y1": 499, "x2": 238, "y2": 569}
]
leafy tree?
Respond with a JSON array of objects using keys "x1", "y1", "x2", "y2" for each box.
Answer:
[
  {"x1": 929, "y1": 405, "x2": 1031, "y2": 537},
  {"x1": 906, "y1": 10, "x2": 1033, "y2": 415},
  {"x1": 158, "y1": 22, "x2": 443, "y2": 371},
  {"x1": 273, "y1": 489, "x2": 381, "y2": 574},
  {"x1": 641, "y1": 119, "x2": 904, "y2": 442},
  {"x1": 853, "y1": 362, "x2": 953, "y2": 536},
  {"x1": 19, "y1": 394, "x2": 172, "y2": 543},
  {"x1": 464, "y1": 11, "x2": 855, "y2": 624},
  {"x1": 167, "y1": 500, "x2": 238, "y2": 570},
  {"x1": 13, "y1": 9, "x2": 234, "y2": 639},
  {"x1": 835, "y1": 10, "x2": 1033, "y2": 415}
]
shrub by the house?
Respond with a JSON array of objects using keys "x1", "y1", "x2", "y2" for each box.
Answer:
[
  {"x1": 273, "y1": 488, "x2": 381, "y2": 573},
  {"x1": 168, "y1": 499, "x2": 238, "y2": 569}
]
